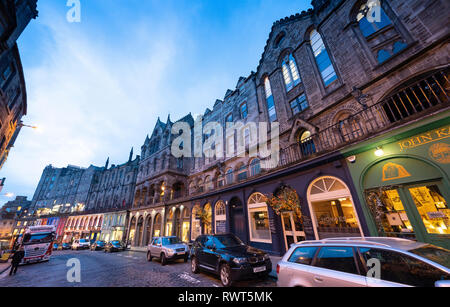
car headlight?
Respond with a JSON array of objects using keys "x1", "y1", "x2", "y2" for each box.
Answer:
[
  {"x1": 233, "y1": 257, "x2": 247, "y2": 265},
  {"x1": 167, "y1": 249, "x2": 175, "y2": 255}
]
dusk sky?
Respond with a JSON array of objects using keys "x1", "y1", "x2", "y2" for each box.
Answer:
[{"x1": 0, "y1": 0, "x2": 311, "y2": 206}]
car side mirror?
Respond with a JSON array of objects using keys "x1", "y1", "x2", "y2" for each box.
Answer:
[{"x1": 435, "y1": 280, "x2": 450, "y2": 288}]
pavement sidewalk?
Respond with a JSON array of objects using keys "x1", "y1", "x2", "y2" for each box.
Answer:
[{"x1": 0, "y1": 261, "x2": 11, "y2": 275}]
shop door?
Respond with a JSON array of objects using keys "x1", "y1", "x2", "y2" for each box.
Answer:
[
  {"x1": 281, "y1": 212, "x2": 306, "y2": 251},
  {"x1": 231, "y1": 207, "x2": 246, "y2": 243}
]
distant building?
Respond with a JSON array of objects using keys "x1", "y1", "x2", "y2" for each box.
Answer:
[
  {"x1": 0, "y1": 195, "x2": 31, "y2": 218},
  {"x1": 0, "y1": 0, "x2": 38, "y2": 169},
  {"x1": 30, "y1": 150, "x2": 139, "y2": 215},
  {"x1": 0, "y1": 214, "x2": 15, "y2": 240}
]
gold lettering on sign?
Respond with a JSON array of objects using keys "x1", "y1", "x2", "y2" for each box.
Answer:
[
  {"x1": 382, "y1": 163, "x2": 411, "y2": 182},
  {"x1": 398, "y1": 126, "x2": 450, "y2": 151}
]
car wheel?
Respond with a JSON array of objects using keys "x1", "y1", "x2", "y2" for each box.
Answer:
[
  {"x1": 147, "y1": 252, "x2": 153, "y2": 262},
  {"x1": 161, "y1": 253, "x2": 167, "y2": 266},
  {"x1": 220, "y1": 264, "x2": 233, "y2": 287},
  {"x1": 191, "y1": 256, "x2": 199, "y2": 274}
]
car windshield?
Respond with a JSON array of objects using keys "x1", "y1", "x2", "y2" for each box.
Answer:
[
  {"x1": 213, "y1": 235, "x2": 244, "y2": 248},
  {"x1": 97, "y1": 241, "x2": 104, "y2": 244},
  {"x1": 80, "y1": 239, "x2": 88, "y2": 243},
  {"x1": 410, "y1": 245, "x2": 450, "y2": 268},
  {"x1": 23, "y1": 233, "x2": 53, "y2": 245},
  {"x1": 162, "y1": 237, "x2": 181, "y2": 246},
  {"x1": 111, "y1": 241, "x2": 121, "y2": 246}
]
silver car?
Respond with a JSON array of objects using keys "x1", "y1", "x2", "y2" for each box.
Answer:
[
  {"x1": 277, "y1": 237, "x2": 450, "y2": 287},
  {"x1": 147, "y1": 236, "x2": 190, "y2": 266}
]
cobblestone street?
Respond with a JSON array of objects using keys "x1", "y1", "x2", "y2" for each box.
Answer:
[{"x1": 0, "y1": 250, "x2": 276, "y2": 287}]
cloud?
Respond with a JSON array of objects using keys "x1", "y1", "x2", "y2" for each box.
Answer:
[{"x1": 0, "y1": 4, "x2": 180, "y2": 204}]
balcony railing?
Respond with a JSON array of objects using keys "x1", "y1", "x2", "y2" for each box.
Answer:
[{"x1": 279, "y1": 69, "x2": 449, "y2": 168}]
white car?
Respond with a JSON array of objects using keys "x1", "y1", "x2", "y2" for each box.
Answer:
[
  {"x1": 72, "y1": 239, "x2": 91, "y2": 250},
  {"x1": 277, "y1": 237, "x2": 450, "y2": 287}
]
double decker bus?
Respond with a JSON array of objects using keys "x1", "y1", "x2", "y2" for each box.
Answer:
[{"x1": 13, "y1": 225, "x2": 57, "y2": 264}]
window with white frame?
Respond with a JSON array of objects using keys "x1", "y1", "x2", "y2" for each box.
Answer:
[
  {"x1": 247, "y1": 193, "x2": 272, "y2": 243},
  {"x1": 215, "y1": 201, "x2": 226, "y2": 234}
]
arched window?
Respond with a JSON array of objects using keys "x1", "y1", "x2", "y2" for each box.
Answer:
[
  {"x1": 204, "y1": 203, "x2": 213, "y2": 235},
  {"x1": 298, "y1": 130, "x2": 316, "y2": 157},
  {"x1": 264, "y1": 77, "x2": 277, "y2": 122},
  {"x1": 282, "y1": 54, "x2": 301, "y2": 91},
  {"x1": 204, "y1": 176, "x2": 213, "y2": 191},
  {"x1": 215, "y1": 201, "x2": 226, "y2": 234},
  {"x1": 354, "y1": 1, "x2": 408, "y2": 64},
  {"x1": 165, "y1": 209, "x2": 174, "y2": 236},
  {"x1": 152, "y1": 214, "x2": 162, "y2": 237},
  {"x1": 181, "y1": 208, "x2": 190, "y2": 242},
  {"x1": 310, "y1": 29, "x2": 337, "y2": 87},
  {"x1": 226, "y1": 168, "x2": 234, "y2": 185},
  {"x1": 307, "y1": 176, "x2": 362, "y2": 240},
  {"x1": 217, "y1": 173, "x2": 225, "y2": 188},
  {"x1": 237, "y1": 164, "x2": 248, "y2": 182},
  {"x1": 247, "y1": 193, "x2": 272, "y2": 243},
  {"x1": 356, "y1": 0, "x2": 392, "y2": 37},
  {"x1": 250, "y1": 158, "x2": 261, "y2": 177},
  {"x1": 191, "y1": 204, "x2": 202, "y2": 241}
]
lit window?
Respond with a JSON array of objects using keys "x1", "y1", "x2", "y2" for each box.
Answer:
[
  {"x1": 310, "y1": 30, "x2": 337, "y2": 87},
  {"x1": 248, "y1": 193, "x2": 272, "y2": 243}
]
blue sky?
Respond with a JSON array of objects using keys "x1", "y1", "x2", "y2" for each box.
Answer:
[{"x1": 0, "y1": 0, "x2": 311, "y2": 206}]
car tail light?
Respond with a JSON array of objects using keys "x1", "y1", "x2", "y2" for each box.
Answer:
[{"x1": 276, "y1": 264, "x2": 280, "y2": 275}]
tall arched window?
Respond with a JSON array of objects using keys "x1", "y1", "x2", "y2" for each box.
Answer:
[
  {"x1": 247, "y1": 193, "x2": 272, "y2": 243},
  {"x1": 250, "y1": 158, "x2": 261, "y2": 177},
  {"x1": 310, "y1": 29, "x2": 337, "y2": 87},
  {"x1": 237, "y1": 164, "x2": 248, "y2": 182},
  {"x1": 226, "y1": 168, "x2": 234, "y2": 185},
  {"x1": 215, "y1": 201, "x2": 226, "y2": 234},
  {"x1": 191, "y1": 204, "x2": 202, "y2": 241},
  {"x1": 264, "y1": 77, "x2": 277, "y2": 122},
  {"x1": 282, "y1": 54, "x2": 301, "y2": 91}
]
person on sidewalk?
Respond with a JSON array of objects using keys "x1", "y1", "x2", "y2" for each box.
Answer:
[{"x1": 9, "y1": 246, "x2": 25, "y2": 276}]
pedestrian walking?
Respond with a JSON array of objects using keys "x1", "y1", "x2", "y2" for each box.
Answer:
[{"x1": 9, "y1": 246, "x2": 25, "y2": 276}]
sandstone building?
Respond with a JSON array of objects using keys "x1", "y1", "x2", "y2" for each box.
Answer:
[{"x1": 127, "y1": 0, "x2": 450, "y2": 254}]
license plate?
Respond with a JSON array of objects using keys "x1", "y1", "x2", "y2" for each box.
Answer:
[
  {"x1": 176, "y1": 252, "x2": 185, "y2": 255},
  {"x1": 253, "y1": 266, "x2": 266, "y2": 273}
]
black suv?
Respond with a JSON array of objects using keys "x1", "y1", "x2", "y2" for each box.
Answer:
[{"x1": 191, "y1": 234, "x2": 272, "y2": 287}]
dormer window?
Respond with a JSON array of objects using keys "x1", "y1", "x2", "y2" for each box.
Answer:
[{"x1": 357, "y1": 0, "x2": 392, "y2": 37}]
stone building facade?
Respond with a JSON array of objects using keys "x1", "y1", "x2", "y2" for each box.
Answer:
[
  {"x1": 0, "y1": 0, "x2": 38, "y2": 169},
  {"x1": 31, "y1": 151, "x2": 140, "y2": 216},
  {"x1": 127, "y1": 0, "x2": 449, "y2": 254}
]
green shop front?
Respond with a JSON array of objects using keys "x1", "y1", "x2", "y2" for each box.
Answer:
[{"x1": 344, "y1": 113, "x2": 450, "y2": 249}]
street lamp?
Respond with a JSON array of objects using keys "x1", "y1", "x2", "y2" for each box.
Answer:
[{"x1": 18, "y1": 121, "x2": 39, "y2": 130}]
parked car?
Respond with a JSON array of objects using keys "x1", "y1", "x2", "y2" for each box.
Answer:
[
  {"x1": 59, "y1": 243, "x2": 71, "y2": 250},
  {"x1": 104, "y1": 241, "x2": 125, "y2": 253},
  {"x1": 91, "y1": 241, "x2": 106, "y2": 251},
  {"x1": 72, "y1": 239, "x2": 90, "y2": 250},
  {"x1": 191, "y1": 234, "x2": 272, "y2": 287},
  {"x1": 277, "y1": 237, "x2": 450, "y2": 287},
  {"x1": 147, "y1": 236, "x2": 189, "y2": 266}
]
